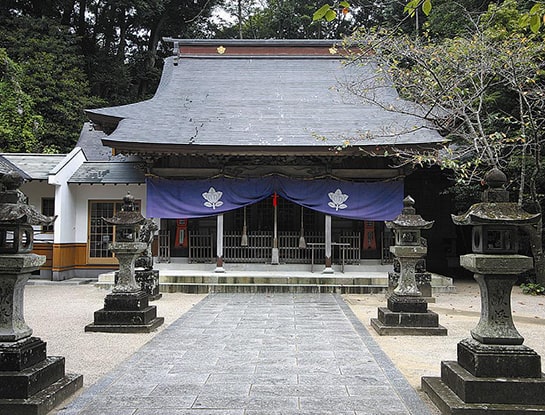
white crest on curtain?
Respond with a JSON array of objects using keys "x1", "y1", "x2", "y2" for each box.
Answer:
[
  {"x1": 203, "y1": 187, "x2": 224, "y2": 209},
  {"x1": 328, "y1": 189, "x2": 348, "y2": 211}
]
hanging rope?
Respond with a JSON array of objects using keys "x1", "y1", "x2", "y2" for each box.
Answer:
[
  {"x1": 299, "y1": 205, "x2": 307, "y2": 249},
  {"x1": 241, "y1": 206, "x2": 248, "y2": 246}
]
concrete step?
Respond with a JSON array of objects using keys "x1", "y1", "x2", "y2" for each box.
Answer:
[{"x1": 95, "y1": 269, "x2": 455, "y2": 295}]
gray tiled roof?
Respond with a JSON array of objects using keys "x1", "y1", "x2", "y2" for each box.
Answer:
[
  {"x1": 76, "y1": 123, "x2": 113, "y2": 161},
  {"x1": 68, "y1": 161, "x2": 145, "y2": 184},
  {"x1": 86, "y1": 48, "x2": 443, "y2": 151},
  {"x1": 1, "y1": 154, "x2": 66, "y2": 180}
]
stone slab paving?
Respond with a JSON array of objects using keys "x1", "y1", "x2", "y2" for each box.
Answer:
[{"x1": 58, "y1": 293, "x2": 433, "y2": 415}]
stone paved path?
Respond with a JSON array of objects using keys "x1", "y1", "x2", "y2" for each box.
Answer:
[{"x1": 58, "y1": 293, "x2": 433, "y2": 415}]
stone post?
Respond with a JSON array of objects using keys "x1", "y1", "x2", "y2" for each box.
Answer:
[
  {"x1": 0, "y1": 172, "x2": 82, "y2": 414},
  {"x1": 371, "y1": 196, "x2": 446, "y2": 335},
  {"x1": 422, "y1": 168, "x2": 545, "y2": 414},
  {"x1": 85, "y1": 193, "x2": 164, "y2": 333}
]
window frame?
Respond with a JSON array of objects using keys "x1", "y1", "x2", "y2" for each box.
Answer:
[
  {"x1": 41, "y1": 198, "x2": 55, "y2": 233},
  {"x1": 87, "y1": 199, "x2": 141, "y2": 264}
]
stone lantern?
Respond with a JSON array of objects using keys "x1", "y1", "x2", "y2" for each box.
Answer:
[
  {"x1": 422, "y1": 168, "x2": 545, "y2": 413},
  {"x1": 0, "y1": 171, "x2": 82, "y2": 414},
  {"x1": 371, "y1": 196, "x2": 446, "y2": 335},
  {"x1": 387, "y1": 195, "x2": 433, "y2": 296},
  {"x1": 85, "y1": 192, "x2": 164, "y2": 333},
  {"x1": 0, "y1": 172, "x2": 49, "y2": 254},
  {"x1": 102, "y1": 192, "x2": 147, "y2": 293}
]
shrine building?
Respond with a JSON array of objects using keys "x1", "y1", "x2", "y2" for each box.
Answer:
[{"x1": 0, "y1": 39, "x2": 457, "y2": 281}]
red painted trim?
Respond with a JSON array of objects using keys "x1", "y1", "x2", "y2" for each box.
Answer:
[{"x1": 178, "y1": 45, "x2": 353, "y2": 57}]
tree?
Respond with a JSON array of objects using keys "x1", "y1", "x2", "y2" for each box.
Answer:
[
  {"x1": 0, "y1": 48, "x2": 42, "y2": 152},
  {"x1": 340, "y1": 1, "x2": 545, "y2": 281},
  {"x1": 402, "y1": 0, "x2": 543, "y2": 34},
  {"x1": 215, "y1": 0, "x2": 382, "y2": 39},
  {"x1": 0, "y1": 15, "x2": 99, "y2": 152}
]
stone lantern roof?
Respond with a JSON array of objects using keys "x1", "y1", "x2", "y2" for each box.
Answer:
[
  {"x1": 0, "y1": 171, "x2": 55, "y2": 226},
  {"x1": 386, "y1": 196, "x2": 434, "y2": 230},
  {"x1": 452, "y1": 168, "x2": 540, "y2": 226},
  {"x1": 102, "y1": 192, "x2": 145, "y2": 227}
]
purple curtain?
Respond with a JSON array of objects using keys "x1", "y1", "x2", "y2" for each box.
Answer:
[{"x1": 146, "y1": 176, "x2": 403, "y2": 221}]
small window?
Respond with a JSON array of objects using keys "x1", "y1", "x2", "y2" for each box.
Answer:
[{"x1": 41, "y1": 198, "x2": 55, "y2": 233}]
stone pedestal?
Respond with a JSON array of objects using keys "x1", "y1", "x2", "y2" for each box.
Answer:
[
  {"x1": 371, "y1": 293, "x2": 447, "y2": 335},
  {"x1": 86, "y1": 241, "x2": 164, "y2": 333},
  {"x1": 422, "y1": 337, "x2": 545, "y2": 414},
  {"x1": 422, "y1": 253, "x2": 545, "y2": 413},
  {"x1": 371, "y1": 243, "x2": 446, "y2": 336},
  {"x1": 0, "y1": 254, "x2": 82, "y2": 415},
  {"x1": 85, "y1": 291, "x2": 164, "y2": 333}
]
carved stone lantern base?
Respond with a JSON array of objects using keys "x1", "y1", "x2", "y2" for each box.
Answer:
[
  {"x1": 422, "y1": 255, "x2": 545, "y2": 413},
  {"x1": 0, "y1": 254, "x2": 82, "y2": 415},
  {"x1": 85, "y1": 291, "x2": 164, "y2": 333},
  {"x1": 422, "y1": 338, "x2": 545, "y2": 414},
  {"x1": 370, "y1": 293, "x2": 447, "y2": 336},
  {"x1": 115, "y1": 269, "x2": 162, "y2": 301}
]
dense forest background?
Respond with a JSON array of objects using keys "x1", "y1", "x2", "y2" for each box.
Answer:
[{"x1": 0, "y1": 0, "x2": 529, "y2": 154}]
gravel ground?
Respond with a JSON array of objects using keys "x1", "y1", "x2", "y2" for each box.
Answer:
[
  {"x1": 345, "y1": 279, "x2": 545, "y2": 413},
  {"x1": 21, "y1": 279, "x2": 545, "y2": 414}
]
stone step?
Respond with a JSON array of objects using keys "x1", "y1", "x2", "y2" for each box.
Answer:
[
  {"x1": 161, "y1": 283, "x2": 387, "y2": 294},
  {"x1": 95, "y1": 270, "x2": 455, "y2": 295}
]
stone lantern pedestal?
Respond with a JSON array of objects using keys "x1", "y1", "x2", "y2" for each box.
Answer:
[
  {"x1": 388, "y1": 258, "x2": 433, "y2": 300},
  {"x1": 0, "y1": 172, "x2": 82, "y2": 414},
  {"x1": 371, "y1": 196, "x2": 446, "y2": 336},
  {"x1": 0, "y1": 255, "x2": 83, "y2": 415},
  {"x1": 85, "y1": 194, "x2": 164, "y2": 333},
  {"x1": 422, "y1": 254, "x2": 545, "y2": 414},
  {"x1": 86, "y1": 243, "x2": 163, "y2": 333},
  {"x1": 422, "y1": 168, "x2": 545, "y2": 414}
]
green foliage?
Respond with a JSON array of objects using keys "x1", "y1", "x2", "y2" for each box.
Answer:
[
  {"x1": 520, "y1": 2, "x2": 545, "y2": 33},
  {"x1": 424, "y1": 0, "x2": 497, "y2": 39},
  {"x1": 346, "y1": 21, "x2": 545, "y2": 187},
  {"x1": 404, "y1": 0, "x2": 432, "y2": 17},
  {"x1": 0, "y1": 16, "x2": 99, "y2": 152},
  {"x1": 0, "y1": 48, "x2": 42, "y2": 152},
  {"x1": 520, "y1": 282, "x2": 545, "y2": 295},
  {"x1": 404, "y1": 0, "x2": 545, "y2": 35},
  {"x1": 218, "y1": 1, "x2": 361, "y2": 40},
  {"x1": 313, "y1": 2, "x2": 350, "y2": 22}
]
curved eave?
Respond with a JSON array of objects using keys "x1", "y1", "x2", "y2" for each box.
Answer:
[
  {"x1": 386, "y1": 219, "x2": 434, "y2": 229},
  {"x1": 85, "y1": 110, "x2": 123, "y2": 134},
  {"x1": 452, "y1": 203, "x2": 541, "y2": 226},
  {"x1": 102, "y1": 141, "x2": 443, "y2": 157}
]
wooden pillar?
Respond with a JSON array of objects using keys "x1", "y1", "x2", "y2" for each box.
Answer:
[
  {"x1": 215, "y1": 214, "x2": 225, "y2": 273},
  {"x1": 324, "y1": 214, "x2": 334, "y2": 273}
]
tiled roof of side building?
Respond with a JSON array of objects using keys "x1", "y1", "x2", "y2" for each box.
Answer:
[
  {"x1": 68, "y1": 161, "x2": 145, "y2": 184},
  {"x1": 85, "y1": 39, "x2": 444, "y2": 154},
  {"x1": 0, "y1": 154, "x2": 67, "y2": 180}
]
